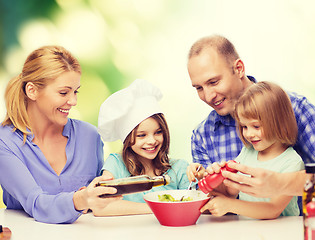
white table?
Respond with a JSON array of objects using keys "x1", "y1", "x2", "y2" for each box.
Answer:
[{"x1": 0, "y1": 209, "x2": 303, "y2": 240}]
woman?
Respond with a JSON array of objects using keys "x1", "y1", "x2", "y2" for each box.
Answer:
[{"x1": 0, "y1": 46, "x2": 119, "y2": 224}]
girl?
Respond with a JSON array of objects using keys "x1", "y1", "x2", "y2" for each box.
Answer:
[
  {"x1": 0, "y1": 46, "x2": 119, "y2": 224},
  {"x1": 95, "y1": 79, "x2": 190, "y2": 216},
  {"x1": 199, "y1": 81, "x2": 304, "y2": 219}
]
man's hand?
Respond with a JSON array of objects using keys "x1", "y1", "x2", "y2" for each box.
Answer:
[{"x1": 221, "y1": 161, "x2": 283, "y2": 198}]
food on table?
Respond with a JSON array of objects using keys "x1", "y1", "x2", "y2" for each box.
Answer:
[{"x1": 158, "y1": 194, "x2": 192, "y2": 202}]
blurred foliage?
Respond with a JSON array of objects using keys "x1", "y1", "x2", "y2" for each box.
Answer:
[
  {"x1": 0, "y1": 0, "x2": 145, "y2": 126},
  {"x1": 0, "y1": 0, "x2": 59, "y2": 66},
  {"x1": 0, "y1": 0, "x2": 190, "y2": 160},
  {"x1": 0, "y1": 0, "x2": 191, "y2": 126}
]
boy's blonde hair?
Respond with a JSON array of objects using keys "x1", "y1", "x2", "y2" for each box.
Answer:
[{"x1": 234, "y1": 81, "x2": 297, "y2": 147}]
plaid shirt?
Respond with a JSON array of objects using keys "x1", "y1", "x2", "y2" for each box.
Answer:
[{"x1": 191, "y1": 87, "x2": 315, "y2": 168}]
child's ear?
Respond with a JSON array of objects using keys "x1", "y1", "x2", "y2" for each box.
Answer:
[{"x1": 25, "y1": 82, "x2": 38, "y2": 101}]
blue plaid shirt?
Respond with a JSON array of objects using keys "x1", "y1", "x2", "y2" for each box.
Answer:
[{"x1": 191, "y1": 84, "x2": 315, "y2": 168}]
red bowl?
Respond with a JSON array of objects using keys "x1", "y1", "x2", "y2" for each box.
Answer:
[{"x1": 144, "y1": 189, "x2": 210, "y2": 227}]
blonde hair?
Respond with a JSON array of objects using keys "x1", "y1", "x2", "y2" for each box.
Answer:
[
  {"x1": 188, "y1": 35, "x2": 240, "y2": 68},
  {"x1": 234, "y1": 81, "x2": 297, "y2": 147},
  {"x1": 2, "y1": 46, "x2": 81, "y2": 141},
  {"x1": 122, "y1": 113, "x2": 171, "y2": 176}
]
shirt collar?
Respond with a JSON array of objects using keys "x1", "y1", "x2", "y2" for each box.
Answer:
[
  {"x1": 63, "y1": 119, "x2": 71, "y2": 138},
  {"x1": 214, "y1": 114, "x2": 236, "y2": 129},
  {"x1": 26, "y1": 128, "x2": 34, "y2": 142},
  {"x1": 26, "y1": 119, "x2": 71, "y2": 142},
  {"x1": 248, "y1": 75, "x2": 256, "y2": 83}
]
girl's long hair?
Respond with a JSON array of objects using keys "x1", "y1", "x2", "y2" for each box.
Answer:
[
  {"x1": 122, "y1": 113, "x2": 171, "y2": 176},
  {"x1": 234, "y1": 81, "x2": 298, "y2": 147},
  {"x1": 2, "y1": 46, "x2": 81, "y2": 142}
]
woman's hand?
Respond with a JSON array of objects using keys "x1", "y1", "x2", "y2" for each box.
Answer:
[
  {"x1": 102, "y1": 170, "x2": 114, "y2": 179},
  {"x1": 186, "y1": 163, "x2": 205, "y2": 182},
  {"x1": 73, "y1": 175, "x2": 121, "y2": 212}
]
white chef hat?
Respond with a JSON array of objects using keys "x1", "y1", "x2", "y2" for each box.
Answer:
[{"x1": 98, "y1": 79, "x2": 163, "y2": 142}]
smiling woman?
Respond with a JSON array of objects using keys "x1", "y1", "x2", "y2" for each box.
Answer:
[{"x1": 0, "y1": 45, "x2": 121, "y2": 224}]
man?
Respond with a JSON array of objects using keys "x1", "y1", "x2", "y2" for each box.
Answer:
[{"x1": 187, "y1": 35, "x2": 315, "y2": 197}]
